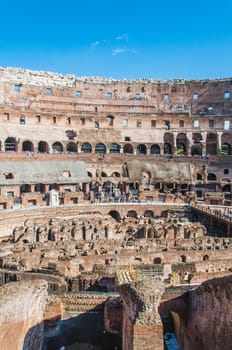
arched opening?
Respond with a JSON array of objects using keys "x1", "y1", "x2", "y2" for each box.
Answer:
[
  {"x1": 5, "y1": 137, "x2": 17, "y2": 152},
  {"x1": 154, "y1": 257, "x2": 162, "y2": 264},
  {"x1": 81, "y1": 143, "x2": 92, "y2": 153},
  {"x1": 176, "y1": 143, "x2": 185, "y2": 155},
  {"x1": 164, "y1": 133, "x2": 174, "y2": 154},
  {"x1": 22, "y1": 140, "x2": 34, "y2": 152},
  {"x1": 38, "y1": 141, "x2": 49, "y2": 153},
  {"x1": 191, "y1": 144, "x2": 202, "y2": 156},
  {"x1": 203, "y1": 254, "x2": 209, "y2": 261},
  {"x1": 108, "y1": 210, "x2": 121, "y2": 222},
  {"x1": 127, "y1": 210, "x2": 138, "y2": 218},
  {"x1": 67, "y1": 142, "x2": 77, "y2": 153},
  {"x1": 176, "y1": 133, "x2": 188, "y2": 155},
  {"x1": 95, "y1": 143, "x2": 106, "y2": 154},
  {"x1": 123, "y1": 144, "x2": 133, "y2": 154},
  {"x1": 111, "y1": 172, "x2": 121, "y2": 177},
  {"x1": 222, "y1": 184, "x2": 231, "y2": 192},
  {"x1": 144, "y1": 210, "x2": 154, "y2": 218},
  {"x1": 109, "y1": 143, "x2": 121, "y2": 153},
  {"x1": 196, "y1": 173, "x2": 202, "y2": 180},
  {"x1": 49, "y1": 184, "x2": 60, "y2": 191},
  {"x1": 20, "y1": 184, "x2": 31, "y2": 194},
  {"x1": 35, "y1": 183, "x2": 46, "y2": 193},
  {"x1": 52, "y1": 142, "x2": 63, "y2": 153},
  {"x1": 101, "y1": 172, "x2": 107, "y2": 177},
  {"x1": 206, "y1": 133, "x2": 218, "y2": 155},
  {"x1": 221, "y1": 143, "x2": 231, "y2": 155},
  {"x1": 87, "y1": 171, "x2": 93, "y2": 177},
  {"x1": 164, "y1": 143, "x2": 172, "y2": 154},
  {"x1": 137, "y1": 144, "x2": 147, "y2": 155},
  {"x1": 207, "y1": 173, "x2": 217, "y2": 181},
  {"x1": 150, "y1": 144, "x2": 161, "y2": 154}
]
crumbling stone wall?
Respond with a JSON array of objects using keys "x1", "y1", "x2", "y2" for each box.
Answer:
[{"x1": 0, "y1": 280, "x2": 48, "y2": 350}]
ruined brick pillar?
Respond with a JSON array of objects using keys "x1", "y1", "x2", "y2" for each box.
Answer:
[{"x1": 117, "y1": 278, "x2": 165, "y2": 350}]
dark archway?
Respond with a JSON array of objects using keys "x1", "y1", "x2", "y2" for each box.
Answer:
[
  {"x1": 108, "y1": 210, "x2": 121, "y2": 222},
  {"x1": 137, "y1": 144, "x2": 147, "y2": 155},
  {"x1": 127, "y1": 210, "x2": 138, "y2": 218},
  {"x1": 164, "y1": 143, "x2": 172, "y2": 154},
  {"x1": 67, "y1": 142, "x2": 77, "y2": 153},
  {"x1": 110, "y1": 143, "x2": 121, "y2": 153},
  {"x1": 52, "y1": 142, "x2": 63, "y2": 153},
  {"x1": 123, "y1": 144, "x2": 133, "y2": 154},
  {"x1": 95, "y1": 143, "x2": 106, "y2": 154},
  {"x1": 20, "y1": 184, "x2": 31, "y2": 193},
  {"x1": 221, "y1": 143, "x2": 231, "y2": 155},
  {"x1": 5, "y1": 137, "x2": 17, "y2": 152},
  {"x1": 81, "y1": 143, "x2": 92, "y2": 153},
  {"x1": 150, "y1": 144, "x2": 161, "y2": 154},
  {"x1": 144, "y1": 210, "x2": 154, "y2": 218},
  {"x1": 38, "y1": 141, "x2": 49, "y2": 153},
  {"x1": 35, "y1": 183, "x2": 46, "y2": 193},
  {"x1": 22, "y1": 140, "x2": 34, "y2": 152},
  {"x1": 207, "y1": 173, "x2": 217, "y2": 181},
  {"x1": 206, "y1": 133, "x2": 218, "y2": 155}
]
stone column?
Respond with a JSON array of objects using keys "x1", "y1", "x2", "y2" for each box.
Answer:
[{"x1": 117, "y1": 278, "x2": 165, "y2": 350}]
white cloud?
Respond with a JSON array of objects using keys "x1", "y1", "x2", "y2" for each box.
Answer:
[
  {"x1": 112, "y1": 48, "x2": 136, "y2": 56},
  {"x1": 116, "y1": 33, "x2": 128, "y2": 41},
  {"x1": 91, "y1": 41, "x2": 100, "y2": 48},
  {"x1": 112, "y1": 48, "x2": 127, "y2": 56}
]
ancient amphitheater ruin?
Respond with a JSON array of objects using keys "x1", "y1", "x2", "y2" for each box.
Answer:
[{"x1": 0, "y1": 67, "x2": 232, "y2": 349}]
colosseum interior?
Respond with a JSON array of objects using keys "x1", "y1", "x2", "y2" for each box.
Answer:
[{"x1": 0, "y1": 67, "x2": 232, "y2": 349}]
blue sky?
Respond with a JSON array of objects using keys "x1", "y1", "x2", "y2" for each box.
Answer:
[{"x1": 0, "y1": 0, "x2": 232, "y2": 80}]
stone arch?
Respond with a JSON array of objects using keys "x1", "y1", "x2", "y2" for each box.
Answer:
[
  {"x1": 176, "y1": 133, "x2": 189, "y2": 155},
  {"x1": 191, "y1": 132, "x2": 203, "y2": 156},
  {"x1": 5, "y1": 137, "x2": 17, "y2": 152},
  {"x1": 52, "y1": 142, "x2": 63, "y2": 153},
  {"x1": 127, "y1": 210, "x2": 138, "y2": 218},
  {"x1": 49, "y1": 184, "x2": 60, "y2": 191},
  {"x1": 109, "y1": 143, "x2": 121, "y2": 153},
  {"x1": 150, "y1": 144, "x2": 161, "y2": 154},
  {"x1": 137, "y1": 144, "x2": 147, "y2": 155},
  {"x1": 191, "y1": 144, "x2": 202, "y2": 156},
  {"x1": 221, "y1": 143, "x2": 231, "y2": 155},
  {"x1": 144, "y1": 210, "x2": 154, "y2": 218},
  {"x1": 222, "y1": 183, "x2": 231, "y2": 192},
  {"x1": 108, "y1": 210, "x2": 121, "y2": 222},
  {"x1": 95, "y1": 143, "x2": 106, "y2": 154},
  {"x1": 164, "y1": 133, "x2": 174, "y2": 154},
  {"x1": 221, "y1": 133, "x2": 232, "y2": 154},
  {"x1": 164, "y1": 143, "x2": 172, "y2": 154},
  {"x1": 20, "y1": 184, "x2": 31, "y2": 193},
  {"x1": 81, "y1": 142, "x2": 92, "y2": 153},
  {"x1": 38, "y1": 141, "x2": 49, "y2": 153},
  {"x1": 67, "y1": 142, "x2": 77, "y2": 153},
  {"x1": 101, "y1": 172, "x2": 107, "y2": 177},
  {"x1": 206, "y1": 132, "x2": 218, "y2": 155},
  {"x1": 35, "y1": 183, "x2": 46, "y2": 193},
  {"x1": 123, "y1": 144, "x2": 133, "y2": 154},
  {"x1": 207, "y1": 173, "x2": 217, "y2": 181},
  {"x1": 111, "y1": 172, "x2": 121, "y2": 177},
  {"x1": 22, "y1": 140, "x2": 34, "y2": 152}
]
